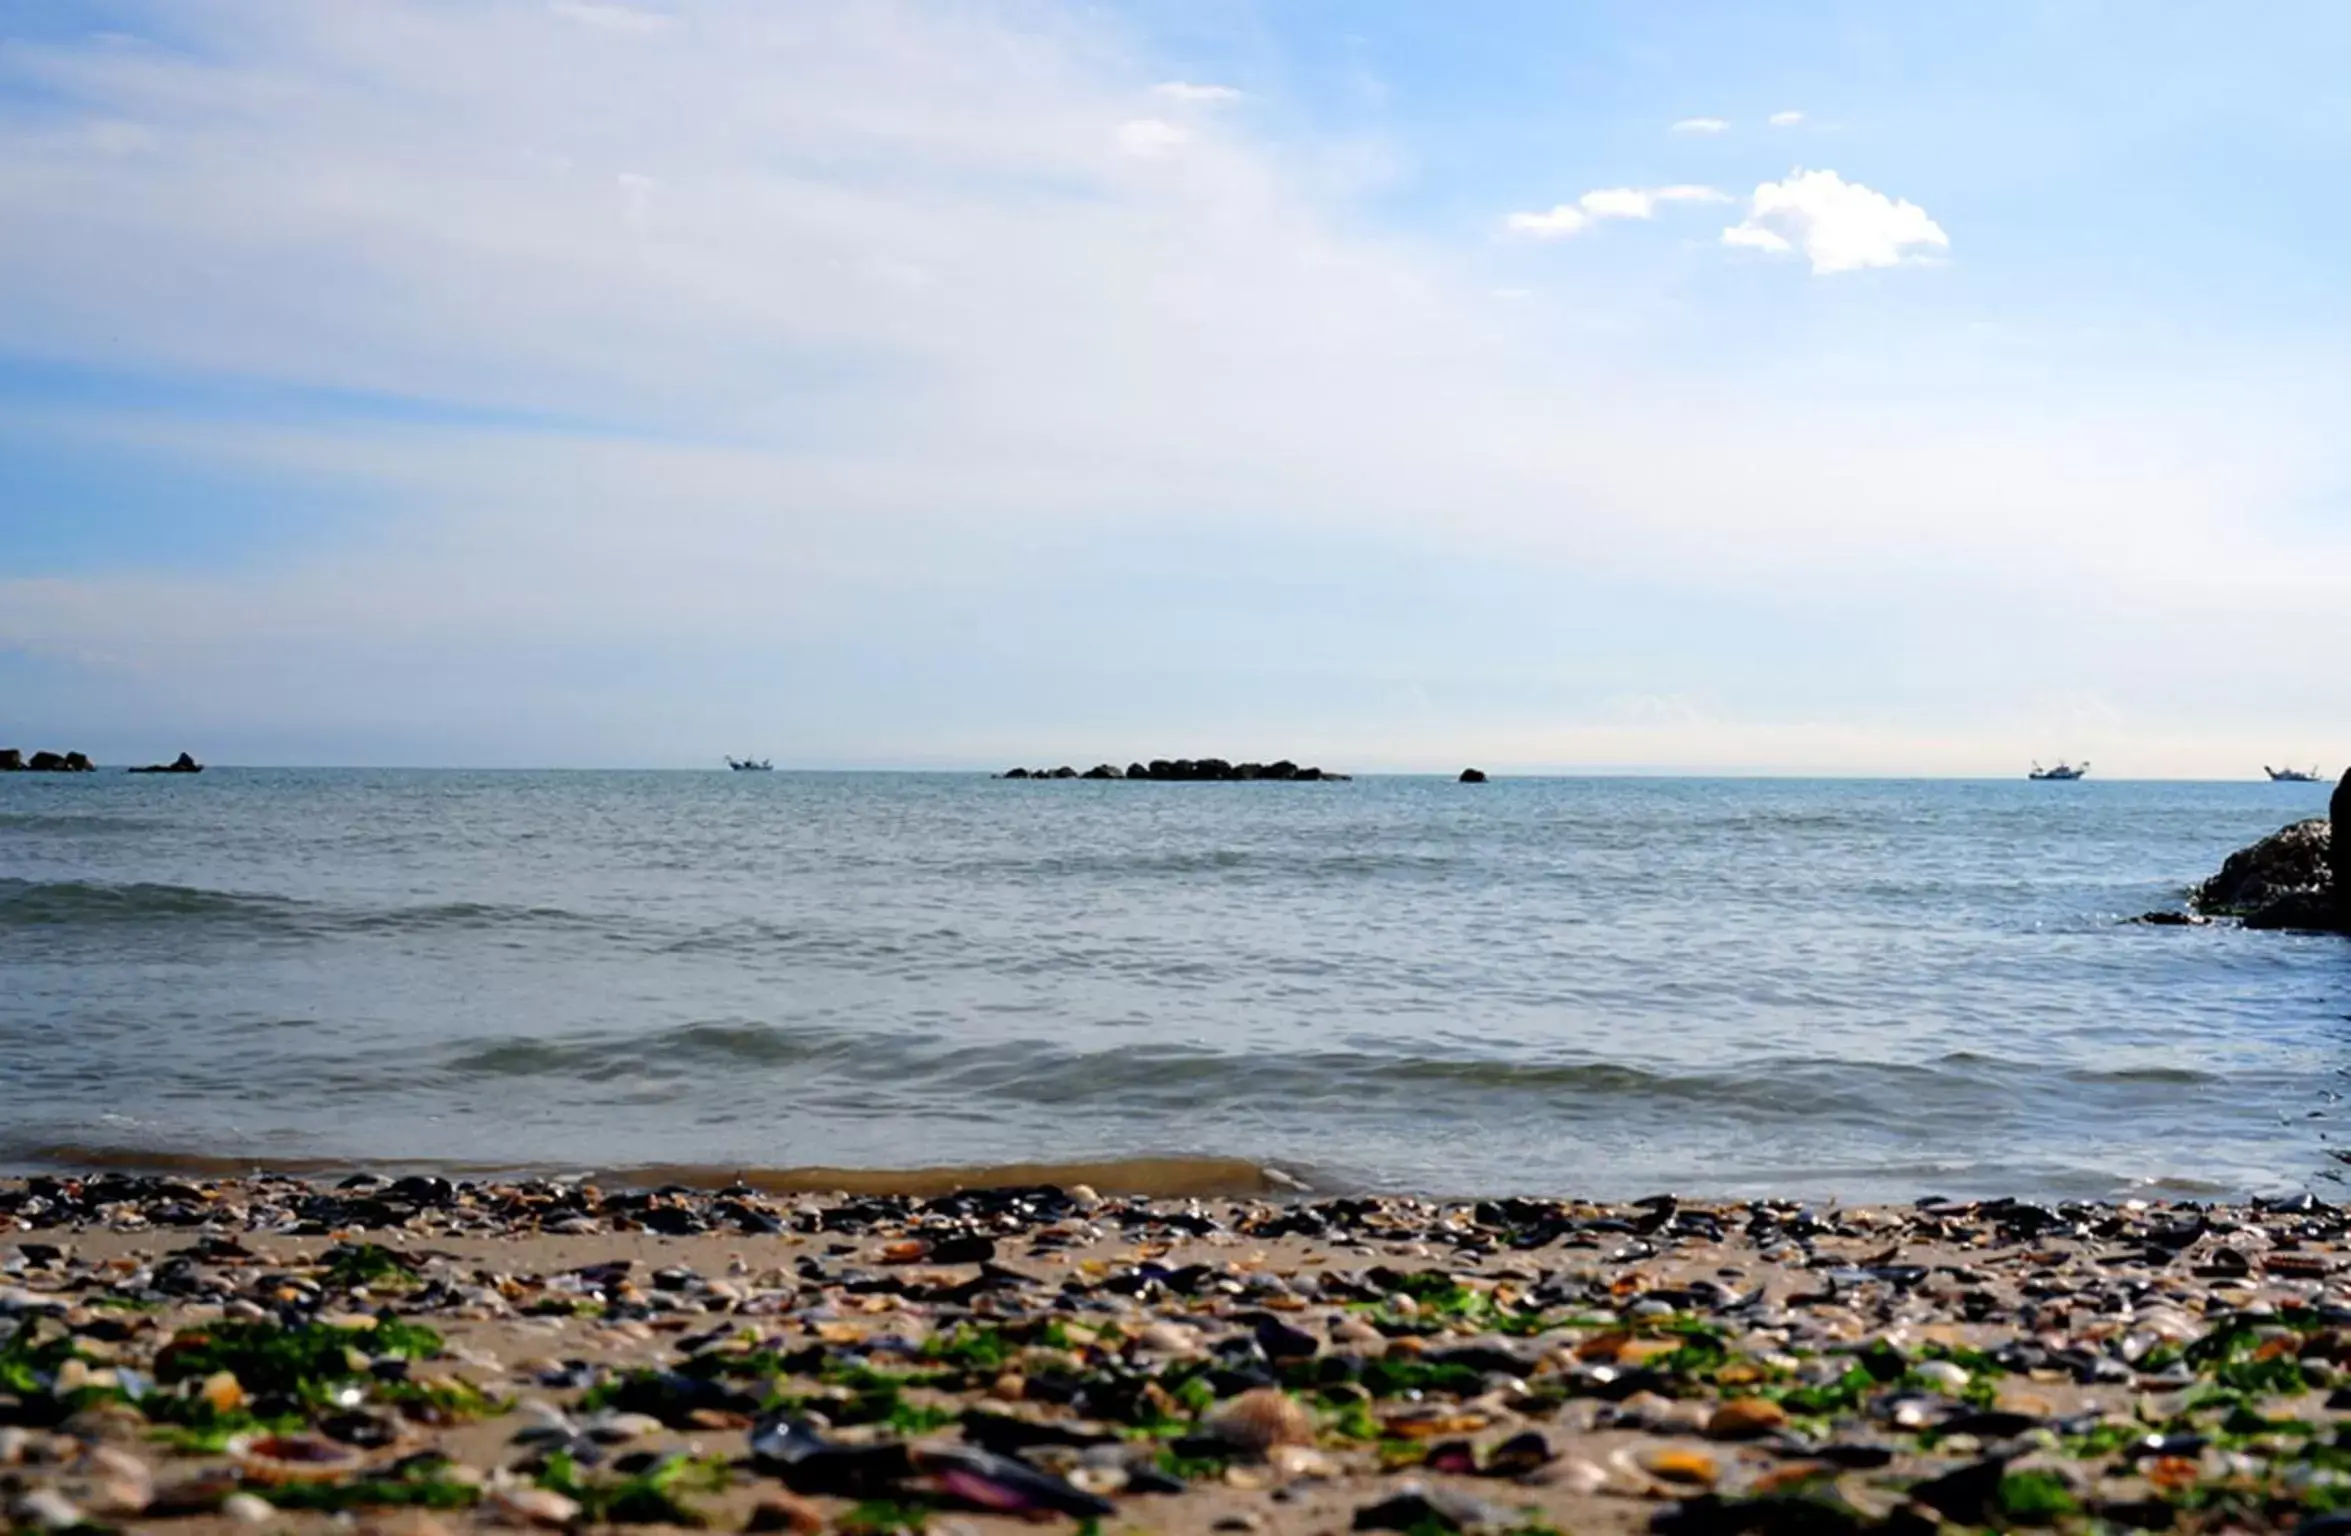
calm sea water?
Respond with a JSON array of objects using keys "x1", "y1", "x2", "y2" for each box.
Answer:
[{"x1": 1, "y1": 770, "x2": 2344, "y2": 1201}]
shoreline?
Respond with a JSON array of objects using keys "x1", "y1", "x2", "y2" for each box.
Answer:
[{"x1": 8, "y1": 1174, "x2": 2351, "y2": 1533}]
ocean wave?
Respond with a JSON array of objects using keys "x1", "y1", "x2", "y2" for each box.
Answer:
[
  {"x1": 0, "y1": 812, "x2": 165, "y2": 834},
  {"x1": 0, "y1": 1141, "x2": 1299, "y2": 1198},
  {"x1": 0, "y1": 878, "x2": 303, "y2": 929},
  {"x1": 420, "y1": 1022, "x2": 2213, "y2": 1125},
  {"x1": 439, "y1": 1020, "x2": 909, "y2": 1079},
  {"x1": 0, "y1": 877, "x2": 605, "y2": 941}
]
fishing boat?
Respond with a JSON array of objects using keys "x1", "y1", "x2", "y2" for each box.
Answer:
[
  {"x1": 2028, "y1": 761, "x2": 2088, "y2": 781},
  {"x1": 2265, "y1": 765, "x2": 2323, "y2": 782},
  {"x1": 725, "y1": 756, "x2": 773, "y2": 772}
]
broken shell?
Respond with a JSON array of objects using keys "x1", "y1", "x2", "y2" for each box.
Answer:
[
  {"x1": 1706, "y1": 1396, "x2": 1789, "y2": 1439},
  {"x1": 235, "y1": 1436, "x2": 365, "y2": 1485}
]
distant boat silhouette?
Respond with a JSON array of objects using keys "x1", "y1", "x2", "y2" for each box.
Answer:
[
  {"x1": 2028, "y1": 760, "x2": 2088, "y2": 781},
  {"x1": 725, "y1": 756, "x2": 773, "y2": 772},
  {"x1": 2265, "y1": 765, "x2": 2323, "y2": 782}
]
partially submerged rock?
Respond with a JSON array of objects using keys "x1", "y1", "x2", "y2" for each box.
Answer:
[
  {"x1": 127, "y1": 752, "x2": 202, "y2": 775},
  {"x1": 3, "y1": 750, "x2": 94, "y2": 772},
  {"x1": 2193, "y1": 777, "x2": 2343, "y2": 933},
  {"x1": 999, "y1": 757, "x2": 1351, "y2": 782}
]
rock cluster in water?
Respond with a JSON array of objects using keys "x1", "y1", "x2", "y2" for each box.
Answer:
[
  {"x1": 126, "y1": 753, "x2": 203, "y2": 775},
  {"x1": 1459, "y1": 768, "x2": 1488, "y2": 783},
  {"x1": 12, "y1": 1174, "x2": 2351, "y2": 1534},
  {"x1": 1000, "y1": 759, "x2": 1350, "y2": 782},
  {"x1": 0, "y1": 749, "x2": 94, "y2": 772},
  {"x1": 2189, "y1": 769, "x2": 2345, "y2": 933}
]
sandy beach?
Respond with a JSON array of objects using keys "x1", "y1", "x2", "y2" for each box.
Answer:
[{"x1": 7, "y1": 1173, "x2": 2351, "y2": 1534}]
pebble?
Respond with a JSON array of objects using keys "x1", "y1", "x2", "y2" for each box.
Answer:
[
  {"x1": 222, "y1": 1491, "x2": 278, "y2": 1525},
  {"x1": 491, "y1": 1486, "x2": 582, "y2": 1527},
  {"x1": 11, "y1": 1490, "x2": 86, "y2": 1530},
  {"x1": 1914, "y1": 1359, "x2": 1971, "y2": 1390}
]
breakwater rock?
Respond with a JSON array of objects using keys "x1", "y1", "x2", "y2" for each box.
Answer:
[
  {"x1": 127, "y1": 751, "x2": 204, "y2": 774},
  {"x1": 0, "y1": 749, "x2": 95, "y2": 772},
  {"x1": 1000, "y1": 758, "x2": 1349, "y2": 782},
  {"x1": 2193, "y1": 776, "x2": 2343, "y2": 933},
  {"x1": 1459, "y1": 767, "x2": 1487, "y2": 783}
]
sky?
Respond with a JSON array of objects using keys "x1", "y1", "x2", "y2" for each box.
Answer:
[{"x1": 2, "y1": 1, "x2": 2348, "y2": 775}]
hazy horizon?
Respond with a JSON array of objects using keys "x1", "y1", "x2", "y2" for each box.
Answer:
[{"x1": 5, "y1": 2, "x2": 2348, "y2": 776}]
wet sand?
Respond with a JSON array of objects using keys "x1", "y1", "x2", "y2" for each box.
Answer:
[{"x1": 6, "y1": 1173, "x2": 2351, "y2": 1534}]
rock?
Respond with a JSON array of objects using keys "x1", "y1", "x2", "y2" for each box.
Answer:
[
  {"x1": 2245, "y1": 890, "x2": 2342, "y2": 932},
  {"x1": 128, "y1": 752, "x2": 202, "y2": 774},
  {"x1": 1008, "y1": 756, "x2": 1347, "y2": 783},
  {"x1": 18, "y1": 750, "x2": 96, "y2": 772},
  {"x1": 2197, "y1": 819, "x2": 2330, "y2": 917},
  {"x1": 221, "y1": 1492, "x2": 278, "y2": 1526},
  {"x1": 0, "y1": 749, "x2": 18, "y2": 771},
  {"x1": 2133, "y1": 911, "x2": 2209, "y2": 926},
  {"x1": 1459, "y1": 768, "x2": 1487, "y2": 783},
  {"x1": 2336, "y1": 770, "x2": 2350, "y2": 928}
]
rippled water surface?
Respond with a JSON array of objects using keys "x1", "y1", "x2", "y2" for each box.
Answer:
[{"x1": 2, "y1": 770, "x2": 2344, "y2": 1199}]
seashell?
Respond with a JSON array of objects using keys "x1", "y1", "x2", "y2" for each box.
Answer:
[
  {"x1": 1556, "y1": 1458, "x2": 1609, "y2": 1495},
  {"x1": 1637, "y1": 1445, "x2": 1719, "y2": 1487},
  {"x1": 743, "y1": 1492, "x2": 827, "y2": 1534},
  {"x1": 1482, "y1": 1430, "x2": 1555, "y2": 1478},
  {"x1": 235, "y1": 1436, "x2": 364, "y2": 1485},
  {"x1": 915, "y1": 1445, "x2": 1114, "y2": 1519},
  {"x1": 1139, "y1": 1321, "x2": 1202, "y2": 1355},
  {"x1": 1206, "y1": 1387, "x2": 1315, "y2": 1451},
  {"x1": 1706, "y1": 1396, "x2": 1788, "y2": 1439},
  {"x1": 1913, "y1": 1360, "x2": 1970, "y2": 1390},
  {"x1": 490, "y1": 1486, "x2": 581, "y2": 1527},
  {"x1": 1267, "y1": 1444, "x2": 1337, "y2": 1481}
]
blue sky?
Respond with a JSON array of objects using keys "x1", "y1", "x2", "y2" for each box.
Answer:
[{"x1": 2, "y1": 1, "x2": 2347, "y2": 773}]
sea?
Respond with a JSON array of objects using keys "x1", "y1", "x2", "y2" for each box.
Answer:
[{"x1": 2, "y1": 770, "x2": 2344, "y2": 1203}]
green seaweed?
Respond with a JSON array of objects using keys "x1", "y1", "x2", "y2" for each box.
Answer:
[
  {"x1": 258, "y1": 1456, "x2": 480, "y2": 1513},
  {"x1": 154, "y1": 1317, "x2": 441, "y2": 1401},
  {"x1": 538, "y1": 1447, "x2": 730, "y2": 1527},
  {"x1": 1992, "y1": 1469, "x2": 2081, "y2": 1524},
  {"x1": 318, "y1": 1242, "x2": 421, "y2": 1292}
]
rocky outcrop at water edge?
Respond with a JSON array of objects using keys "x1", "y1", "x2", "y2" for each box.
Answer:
[
  {"x1": 2188, "y1": 773, "x2": 2343, "y2": 933},
  {"x1": 2, "y1": 748, "x2": 95, "y2": 772}
]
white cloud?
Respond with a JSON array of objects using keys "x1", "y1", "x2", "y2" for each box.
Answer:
[
  {"x1": 1115, "y1": 117, "x2": 1189, "y2": 155},
  {"x1": 1152, "y1": 81, "x2": 1241, "y2": 105},
  {"x1": 1504, "y1": 205, "x2": 1588, "y2": 238},
  {"x1": 0, "y1": 3, "x2": 2340, "y2": 771},
  {"x1": 1721, "y1": 168, "x2": 1949, "y2": 274},
  {"x1": 1670, "y1": 116, "x2": 1728, "y2": 135},
  {"x1": 547, "y1": 1, "x2": 671, "y2": 33},
  {"x1": 1768, "y1": 109, "x2": 1805, "y2": 127},
  {"x1": 1505, "y1": 184, "x2": 1725, "y2": 237}
]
